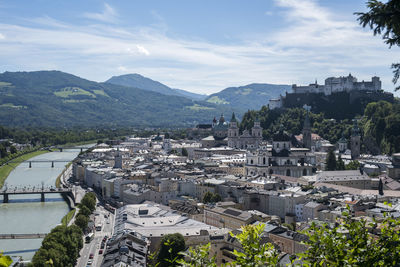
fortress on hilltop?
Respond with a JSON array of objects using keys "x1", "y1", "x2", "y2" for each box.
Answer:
[{"x1": 268, "y1": 74, "x2": 393, "y2": 116}]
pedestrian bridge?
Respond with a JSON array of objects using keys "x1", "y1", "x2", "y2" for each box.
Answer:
[
  {"x1": 0, "y1": 187, "x2": 73, "y2": 203},
  {"x1": 0, "y1": 233, "x2": 47, "y2": 239}
]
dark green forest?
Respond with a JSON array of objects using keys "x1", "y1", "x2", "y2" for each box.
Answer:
[
  {"x1": 0, "y1": 71, "x2": 235, "y2": 127},
  {"x1": 240, "y1": 99, "x2": 400, "y2": 154}
]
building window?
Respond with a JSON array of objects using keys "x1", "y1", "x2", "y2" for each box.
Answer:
[{"x1": 286, "y1": 169, "x2": 291, "y2": 176}]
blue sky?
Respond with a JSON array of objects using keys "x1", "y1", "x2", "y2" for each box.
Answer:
[{"x1": 0, "y1": 0, "x2": 398, "y2": 95}]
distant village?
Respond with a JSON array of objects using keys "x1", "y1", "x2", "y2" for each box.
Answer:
[{"x1": 72, "y1": 81, "x2": 400, "y2": 266}]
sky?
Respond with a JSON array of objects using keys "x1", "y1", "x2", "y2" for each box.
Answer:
[{"x1": 0, "y1": 0, "x2": 399, "y2": 95}]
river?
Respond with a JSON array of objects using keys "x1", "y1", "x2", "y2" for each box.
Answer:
[{"x1": 0, "y1": 148, "x2": 82, "y2": 260}]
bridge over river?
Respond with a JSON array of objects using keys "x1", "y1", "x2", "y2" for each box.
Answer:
[
  {"x1": 0, "y1": 233, "x2": 47, "y2": 239},
  {"x1": 0, "y1": 187, "x2": 74, "y2": 203},
  {"x1": 7, "y1": 159, "x2": 71, "y2": 168}
]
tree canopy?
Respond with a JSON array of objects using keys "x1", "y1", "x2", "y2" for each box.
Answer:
[
  {"x1": 356, "y1": 0, "x2": 400, "y2": 90},
  {"x1": 157, "y1": 233, "x2": 186, "y2": 267}
]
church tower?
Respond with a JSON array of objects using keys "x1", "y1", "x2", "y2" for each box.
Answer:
[
  {"x1": 228, "y1": 113, "x2": 239, "y2": 148},
  {"x1": 351, "y1": 119, "x2": 361, "y2": 160},
  {"x1": 252, "y1": 117, "x2": 262, "y2": 138},
  {"x1": 114, "y1": 148, "x2": 122, "y2": 169},
  {"x1": 338, "y1": 134, "x2": 347, "y2": 153},
  {"x1": 302, "y1": 111, "x2": 312, "y2": 149}
]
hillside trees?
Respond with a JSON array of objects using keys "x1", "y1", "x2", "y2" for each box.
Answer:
[
  {"x1": 362, "y1": 100, "x2": 400, "y2": 154},
  {"x1": 240, "y1": 100, "x2": 400, "y2": 155}
]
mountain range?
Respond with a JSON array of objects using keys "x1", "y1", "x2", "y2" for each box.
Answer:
[
  {"x1": 0, "y1": 71, "x2": 289, "y2": 127},
  {"x1": 106, "y1": 74, "x2": 207, "y2": 101}
]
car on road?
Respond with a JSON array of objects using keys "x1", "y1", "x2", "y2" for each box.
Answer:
[
  {"x1": 99, "y1": 249, "x2": 103, "y2": 254},
  {"x1": 89, "y1": 253, "x2": 94, "y2": 259},
  {"x1": 87, "y1": 259, "x2": 93, "y2": 265}
]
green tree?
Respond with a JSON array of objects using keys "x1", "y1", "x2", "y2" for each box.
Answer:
[
  {"x1": 74, "y1": 214, "x2": 89, "y2": 231},
  {"x1": 356, "y1": 0, "x2": 400, "y2": 91},
  {"x1": 210, "y1": 193, "x2": 221, "y2": 203},
  {"x1": 0, "y1": 252, "x2": 12, "y2": 267},
  {"x1": 299, "y1": 206, "x2": 400, "y2": 266},
  {"x1": 157, "y1": 233, "x2": 186, "y2": 267},
  {"x1": 325, "y1": 150, "x2": 337, "y2": 171},
  {"x1": 9, "y1": 146, "x2": 17, "y2": 154},
  {"x1": 80, "y1": 193, "x2": 96, "y2": 212},
  {"x1": 346, "y1": 160, "x2": 361, "y2": 170},
  {"x1": 202, "y1": 192, "x2": 213, "y2": 204},
  {"x1": 229, "y1": 223, "x2": 278, "y2": 267},
  {"x1": 177, "y1": 243, "x2": 217, "y2": 267},
  {"x1": 0, "y1": 145, "x2": 7, "y2": 158},
  {"x1": 336, "y1": 155, "x2": 345, "y2": 170},
  {"x1": 78, "y1": 205, "x2": 91, "y2": 217},
  {"x1": 178, "y1": 224, "x2": 278, "y2": 267}
]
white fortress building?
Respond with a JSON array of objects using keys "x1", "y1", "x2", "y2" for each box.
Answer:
[{"x1": 292, "y1": 74, "x2": 381, "y2": 96}]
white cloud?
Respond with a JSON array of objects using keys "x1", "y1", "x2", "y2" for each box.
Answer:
[
  {"x1": 117, "y1": 66, "x2": 127, "y2": 72},
  {"x1": 83, "y1": 3, "x2": 118, "y2": 23},
  {"x1": 136, "y1": 45, "x2": 150, "y2": 56},
  {"x1": 0, "y1": 0, "x2": 398, "y2": 96},
  {"x1": 0, "y1": 33, "x2": 4, "y2": 39}
]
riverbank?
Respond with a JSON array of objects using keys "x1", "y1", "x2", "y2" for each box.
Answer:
[
  {"x1": 55, "y1": 161, "x2": 73, "y2": 188},
  {"x1": 57, "y1": 139, "x2": 97, "y2": 147},
  {"x1": 0, "y1": 150, "x2": 49, "y2": 188}
]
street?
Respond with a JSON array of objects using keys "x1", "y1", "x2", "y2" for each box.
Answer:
[{"x1": 75, "y1": 203, "x2": 114, "y2": 267}]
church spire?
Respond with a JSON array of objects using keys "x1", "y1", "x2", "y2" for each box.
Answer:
[{"x1": 230, "y1": 112, "x2": 237, "y2": 123}]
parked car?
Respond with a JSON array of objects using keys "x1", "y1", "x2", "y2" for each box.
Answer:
[{"x1": 99, "y1": 249, "x2": 103, "y2": 254}]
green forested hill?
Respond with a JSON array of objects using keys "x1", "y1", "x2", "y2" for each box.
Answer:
[
  {"x1": 205, "y1": 83, "x2": 290, "y2": 112},
  {"x1": 106, "y1": 73, "x2": 207, "y2": 100},
  {"x1": 0, "y1": 71, "x2": 232, "y2": 127}
]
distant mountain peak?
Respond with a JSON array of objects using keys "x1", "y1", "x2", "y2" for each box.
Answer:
[{"x1": 106, "y1": 73, "x2": 207, "y2": 100}]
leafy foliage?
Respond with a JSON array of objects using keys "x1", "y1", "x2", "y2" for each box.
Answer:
[
  {"x1": 336, "y1": 155, "x2": 345, "y2": 170},
  {"x1": 325, "y1": 150, "x2": 337, "y2": 171},
  {"x1": 177, "y1": 243, "x2": 217, "y2": 267},
  {"x1": 202, "y1": 192, "x2": 222, "y2": 204},
  {"x1": 157, "y1": 233, "x2": 186, "y2": 267},
  {"x1": 356, "y1": 0, "x2": 400, "y2": 90},
  {"x1": 346, "y1": 160, "x2": 361, "y2": 171},
  {"x1": 361, "y1": 100, "x2": 400, "y2": 154},
  {"x1": 74, "y1": 214, "x2": 89, "y2": 231},
  {"x1": 31, "y1": 225, "x2": 83, "y2": 267},
  {"x1": 178, "y1": 224, "x2": 278, "y2": 267},
  {"x1": 80, "y1": 192, "x2": 96, "y2": 213},
  {"x1": 241, "y1": 100, "x2": 400, "y2": 154},
  {"x1": 0, "y1": 252, "x2": 12, "y2": 267},
  {"x1": 229, "y1": 223, "x2": 278, "y2": 267},
  {"x1": 298, "y1": 206, "x2": 400, "y2": 266}
]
